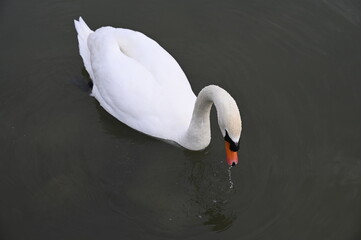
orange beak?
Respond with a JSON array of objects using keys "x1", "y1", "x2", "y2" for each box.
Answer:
[{"x1": 225, "y1": 141, "x2": 238, "y2": 166}]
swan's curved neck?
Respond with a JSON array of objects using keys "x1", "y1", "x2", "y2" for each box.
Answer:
[{"x1": 178, "y1": 85, "x2": 236, "y2": 150}]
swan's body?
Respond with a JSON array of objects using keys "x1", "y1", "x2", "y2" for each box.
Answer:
[{"x1": 74, "y1": 17, "x2": 242, "y2": 165}]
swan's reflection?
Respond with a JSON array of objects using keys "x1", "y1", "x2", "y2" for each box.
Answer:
[{"x1": 183, "y1": 150, "x2": 237, "y2": 232}]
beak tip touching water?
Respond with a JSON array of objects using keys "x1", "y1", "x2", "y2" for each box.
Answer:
[{"x1": 225, "y1": 141, "x2": 239, "y2": 166}]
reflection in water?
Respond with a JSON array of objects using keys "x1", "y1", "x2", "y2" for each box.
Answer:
[
  {"x1": 183, "y1": 151, "x2": 237, "y2": 232},
  {"x1": 70, "y1": 68, "x2": 93, "y2": 93},
  {"x1": 203, "y1": 202, "x2": 236, "y2": 232}
]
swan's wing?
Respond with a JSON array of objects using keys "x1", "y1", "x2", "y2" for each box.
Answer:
[
  {"x1": 88, "y1": 27, "x2": 158, "y2": 118},
  {"x1": 110, "y1": 27, "x2": 197, "y2": 131},
  {"x1": 87, "y1": 27, "x2": 195, "y2": 139},
  {"x1": 111, "y1": 27, "x2": 194, "y2": 93}
]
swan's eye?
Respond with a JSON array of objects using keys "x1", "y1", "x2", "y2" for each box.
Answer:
[{"x1": 224, "y1": 130, "x2": 240, "y2": 151}]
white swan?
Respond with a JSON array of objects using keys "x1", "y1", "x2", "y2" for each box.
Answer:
[{"x1": 74, "y1": 17, "x2": 242, "y2": 166}]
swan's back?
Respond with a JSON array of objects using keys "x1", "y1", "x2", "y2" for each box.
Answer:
[{"x1": 74, "y1": 18, "x2": 196, "y2": 141}]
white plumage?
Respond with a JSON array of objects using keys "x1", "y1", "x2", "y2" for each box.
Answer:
[{"x1": 74, "y1": 17, "x2": 242, "y2": 165}]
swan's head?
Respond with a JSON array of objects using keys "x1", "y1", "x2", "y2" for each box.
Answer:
[
  {"x1": 216, "y1": 91, "x2": 242, "y2": 167},
  {"x1": 224, "y1": 130, "x2": 240, "y2": 166},
  {"x1": 220, "y1": 120, "x2": 242, "y2": 166}
]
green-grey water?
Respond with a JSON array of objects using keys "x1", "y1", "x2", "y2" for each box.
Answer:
[{"x1": 1, "y1": 0, "x2": 361, "y2": 239}]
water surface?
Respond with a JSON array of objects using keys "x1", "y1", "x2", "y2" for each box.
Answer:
[{"x1": 1, "y1": 0, "x2": 361, "y2": 239}]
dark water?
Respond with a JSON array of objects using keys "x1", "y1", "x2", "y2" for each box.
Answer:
[{"x1": 1, "y1": 0, "x2": 361, "y2": 239}]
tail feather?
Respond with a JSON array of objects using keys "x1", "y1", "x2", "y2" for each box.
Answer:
[{"x1": 74, "y1": 17, "x2": 94, "y2": 80}]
